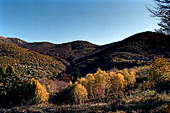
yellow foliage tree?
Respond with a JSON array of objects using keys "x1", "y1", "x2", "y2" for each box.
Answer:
[
  {"x1": 93, "y1": 68, "x2": 108, "y2": 98},
  {"x1": 77, "y1": 77, "x2": 87, "y2": 87},
  {"x1": 31, "y1": 78, "x2": 49, "y2": 103},
  {"x1": 110, "y1": 73, "x2": 126, "y2": 90},
  {"x1": 73, "y1": 83, "x2": 88, "y2": 104},
  {"x1": 109, "y1": 72, "x2": 126, "y2": 98},
  {"x1": 148, "y1": 57, "x2": 170, "y2": 90},
  {"x1": 93, "y1": 68, "x2": 107, "y2": 89},
  {"x1": 74, "y1": 68, "x2": 128, "y2": 101},
  {"x1": 120, "y1": 68, "x2": 136, "y2": 87},
  {"x1": 85, "y1": 73, "x2": 95, "y2": 97}
]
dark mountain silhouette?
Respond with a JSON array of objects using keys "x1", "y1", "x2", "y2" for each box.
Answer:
[
  {"x1": 8, "y1": 40, "x2": 98, "y2": 66},
  {"x1": 66, "y1": 31, "x2": 170, "y2": 76},
  {"x1": 2, "y1": 31, "x2": 170, "y2": 76}
]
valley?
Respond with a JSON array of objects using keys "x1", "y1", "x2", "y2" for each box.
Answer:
[{"x1": 0, "y1": 31, "x2": 170, "y2": 113}]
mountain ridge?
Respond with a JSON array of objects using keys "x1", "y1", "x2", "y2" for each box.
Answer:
[
  {"x1": 7, "y1": 38, "x2": 99, "y2": 65},
  {"x1": 2, "y1": 31, "x2": 170, "y2": 77},
  {"x1": 66, "y1": 31, "x2": 170, "y2": 75}
]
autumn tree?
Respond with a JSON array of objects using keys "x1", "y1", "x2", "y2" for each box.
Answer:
[
  {"x1": 61, "y1": 68, "x2": 129, "y2": 104},
  {"x1": 77, "y1": 77, "x2": 87, "y2": 87},
  {"x1": 148, "y1": 57, "x2": 170, "y2": 91},
  {"x1": 72, "y1": 83, "x2": 88, "y2": 104},
  {"x1": 30, "y1": 78, "x2": 49, "y2": 103},
  {"x1": 109, "y1": 72, "x2": 127, "y2": 99},
  {"x1": 120, "y1": 68, "x2": 136, "y2": 87},
  {"x1": 93, "y1": 68, "x2": 108, "y2": 98},
  {"x1": 85, "y1": 73, "x2": 95, "y2": 98},
  {"x1": 148, "y1": 0, "x2": 170, "y2": 35}
]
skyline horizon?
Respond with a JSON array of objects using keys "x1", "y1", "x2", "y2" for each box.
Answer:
[
  {"x1": 1, "y1": 30, "x2": 156, "y2": 45},
  {"x1": 0, "y1": 0, "x2": 159, "y2": 45}
]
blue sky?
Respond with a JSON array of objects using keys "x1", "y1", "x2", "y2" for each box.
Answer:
[{"x1": 0, "y1": 0, "x2": 158, "y2": 45}]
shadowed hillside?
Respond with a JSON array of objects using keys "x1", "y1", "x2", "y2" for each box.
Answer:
[
  {"x1": 4, "y1": 31, "x2": 170, "y2": 76},
  {"x1": 66, "y1": 31, "x2": 170, "y2": 76},
  {"x1": 8, "y1": 39, "x2": 98, "y2": 66},
  {"x1": 23, "y1": 41, "x2": 98, "y2": 63}
]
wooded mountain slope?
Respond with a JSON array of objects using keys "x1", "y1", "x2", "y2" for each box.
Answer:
[
  {"x1": 66, "y1": 31, "x2": 170, "y2": 75},
  {"x1": 0, "y1": 42, "x2": 66, "y2": 78},
  {"x1": 8, "y1": 39, "x2": 98, "y2": 65},
  {"x1": 3, "y1": 31, "x2": 170, "y2": 76}
]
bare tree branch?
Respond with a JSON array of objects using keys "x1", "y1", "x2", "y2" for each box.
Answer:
[{"x1": 148, "y1": 0, "x2": 170, "y2": 35}]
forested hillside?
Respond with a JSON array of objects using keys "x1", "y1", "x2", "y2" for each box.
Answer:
[
  {"x1": 66, "y1": 31, "x2": 170, "y2": 76},
  {"x1": 0, "y1": 31, "x2": 170, "y2": 113},
  {"x1": 6, "y1": 31, "x2": 170, "y2": 77},
  {"x1": 0, "y1": 42, "x2": 66, "y2": 78}
]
